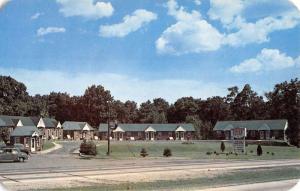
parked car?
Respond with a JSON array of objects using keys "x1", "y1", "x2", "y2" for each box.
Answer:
[
  {"x1": 0, "y1": 147, "x2": 28, "y2": 162},
  {"x1": 12, "y1": 144, "x2": 30, "y2": 155}
]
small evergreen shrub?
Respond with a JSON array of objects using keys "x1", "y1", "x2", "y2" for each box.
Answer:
[
  {"x1": 206, "y1": 151, "x2": 212, "y2": 155},
  {"x1": 257, "y1": 144, "x2": 263, "y2": 156},
  {"x1": 271, "y1": 152, "x2": 275, "y2": 156},
  {"x1": 140, "y1": 148, "x2": 148, "y2": 157},
  {"x1": 163, "y1": 148, "x2": 172, "y2": 157},
  {"x1": 220, "y1": 141, "x2": 225, "y2": 152},
  {"x1": 80, "y1": 140, "x2": 97, "y2": 155},
  {"x1": 250, "y1": 150, "x2": 253, "y2": 153}
]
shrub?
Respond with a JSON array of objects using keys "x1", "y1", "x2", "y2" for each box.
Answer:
[
  {"x1": 163, "y1": 148, "x2": 172, "y2": 157},
  {"x1": 220, "y1": 141, "x2": 225, "y2": 152},
  {"x1": 80, "y1": 140, "x2": 97, "y2": 155},
  {"x1": 206, "y1": 151, "x2": 212, "y2": 155},
  {"x1": 257, "y1": 144, "x2": 263, "y2": 156},
  {"x1": 250, "y1": 150, "x2": 253, "y2": 153},
  {"x1": 271, "y1": 152, "x2": 275, "y2": 156},
  {"x1": 267, "y1": 151, "x2": 270, "y2": 154},
  {"x1": 140, "y1": 148, "x2": 148, "y2": 157}
]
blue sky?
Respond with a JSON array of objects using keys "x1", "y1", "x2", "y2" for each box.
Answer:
[{"x1": 0, "y1": 0, "x2": 299, "y2": 103}]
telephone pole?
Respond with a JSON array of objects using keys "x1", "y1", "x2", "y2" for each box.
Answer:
[{"x1": 107, "y1": 101, "x2": 111, "y2": 156}]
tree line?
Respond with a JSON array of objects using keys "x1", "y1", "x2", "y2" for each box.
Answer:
[{"x1": 0, "y1": 76, "x2": 299, "y2": 145}]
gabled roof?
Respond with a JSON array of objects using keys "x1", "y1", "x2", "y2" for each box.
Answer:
[
  {"x1": 0, "y1": 115, "x2": 35, "y2": 126},
  {"x1": 62, "y1": 121, "x2": 94, "y2": 131},
  {"x1": 0, "y1": 115, "x2": 15, "y2": 126},
  {"x1": 43, "y1": 118, "x2": 58, "y2": 128},
  {"x1": 99, "y1": 123, "x2": 195, "y2": 132},
  {"x1": 0, "y1": 118, "x2": 7, "y2": 127},
  {"x1": 10, "y1": 126, "x2": 41, "y2": 137},
  {"x1": 213, "y1": 120, "x2": 288, "y2": 131}
]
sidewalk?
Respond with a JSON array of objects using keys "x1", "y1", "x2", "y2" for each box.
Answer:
[{"x1": 39, "y1": 142, "x2": 62, "y2": 154}]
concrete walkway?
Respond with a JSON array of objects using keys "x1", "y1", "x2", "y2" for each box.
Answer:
[{"x1": 39, "y1": 142, "x2": 62, "y2": 154}]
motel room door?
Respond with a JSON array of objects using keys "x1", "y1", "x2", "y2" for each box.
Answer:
[
  {"x1": 176, "y1": 132, "x2": 184, "y2": 140},
  {"x1": 31, "y1": 138, "x2": 36, "y2": 152},
  {"x1": 145, "y1": 132, "x2": 155, "y2": 140}
]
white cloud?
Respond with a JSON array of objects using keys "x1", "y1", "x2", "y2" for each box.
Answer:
[
  {"x1": 56, "y1": 0, "x2": 113, "y2": 19},
  {"x1": 208, "y1": 0, "x2": 244, "y2": 26},
  {"x1": 0, "y1": 0, "x2": 10, "y2": 10},
  {"x1": 295, "y1": 56, "x2": 300, "y2": 67},
  {"x1": 37, "y1": 27, "x2": 66, "y2": 36},
  {"x1": 224, "y1": 11, "x2": 300, "y2": 47},
  {"x1": 99, "y1": 9, "x2": 157, "y2": 38},
  {"x1": 230, "y1": 48, "x2": 297, "y2": 73},
  {"x1": 194, "y1": 0, "x2": 201, "y2": 6},
  {"x1": 156, "y1": 0, "x2": 224, "y2": 55},
  {"x1": 31, "y1": 12, "x2": 43, "y2": 20},
  {"x1": 0, "y1": 68, "x2": 226, "y2": 104}
]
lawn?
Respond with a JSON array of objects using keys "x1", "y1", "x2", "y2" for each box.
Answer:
[
  {"x1": 37, "y1": 167, "x2": 300, "y2": 191},
  {"x1": 95, "y1": 141, "x2": 300, "y2": 160},
  {"x1": 42, "y1": 141, "x2": 56, "y2": 151}
]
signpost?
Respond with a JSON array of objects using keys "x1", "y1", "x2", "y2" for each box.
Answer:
[{"x1": 232, "y1": 127, "x2": 247, "y2": 154}]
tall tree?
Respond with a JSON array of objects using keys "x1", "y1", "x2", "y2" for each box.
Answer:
[
  {"x1": 266, "y1": 78, "x2": 300, "y2": 145},
  {"x1": 0, "y1": 76, "x2": 31, "y2": 116},
  {"x1": 79, "y1": 85, "x2": 113, "y2": 126},
  {"x1": 229, "y1": 84, "x2": 266, "y2": 120}
]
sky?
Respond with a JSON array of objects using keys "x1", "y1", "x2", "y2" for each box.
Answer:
[{"x1": 0, "y1": 0, "x2": 300, "y2": 104}]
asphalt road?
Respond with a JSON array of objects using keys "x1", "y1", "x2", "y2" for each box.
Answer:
[
  {"x1": 199, "y1": 179, "x2": 300, "y2": 191},
  {"x1": 0, "y1": 141, "x2": 299, "y2": 191}
]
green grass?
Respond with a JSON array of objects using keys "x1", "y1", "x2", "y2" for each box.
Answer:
[
  {"x1": 42, "y1": 141, "x2": 55, "y2": 151},
  {"x1": 95, "y1": 141, "x2": 300, "y2": 160},
  {"x1": 36, "y1": 167, "x2": 300, "y2": 191}
]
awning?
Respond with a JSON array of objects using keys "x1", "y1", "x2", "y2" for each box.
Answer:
[
  {"x1": 113, "y1": 126, "x2": 125, "y2": 133},
  {"x1": 145, "y1": 126, "x2": 156, "y2": 132}
]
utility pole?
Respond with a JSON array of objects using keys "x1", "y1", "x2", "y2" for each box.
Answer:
[{"x1": 107, "y1": 101, "x2": 111, "y2": 156}]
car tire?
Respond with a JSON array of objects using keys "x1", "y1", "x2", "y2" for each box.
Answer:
[{"x1": 19, "y1": 157, "x2": 24, "y2": 162}]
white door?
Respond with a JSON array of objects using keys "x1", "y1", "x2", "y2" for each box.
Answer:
[
  {"x1": 145, "y1": 132, "x2": 149, "y2": 140},
  {"x1": 150, "y1": 132, "x2": 154, "y2": 140},
  {"x1": 31, "y1": 138, "x2": 36, "y2": 152}
]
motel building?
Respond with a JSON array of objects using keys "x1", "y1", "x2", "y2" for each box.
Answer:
[
  {"x1": 213, "y1": 119, "x2": 288, "y2": 140},
  {"x1": 98, "y1": 123, "x2": 195, "y2": 141},
  {"x1": 62, "y1": 121, "x2": 95, "y2": 140},
  {"x1": 10, "y1": 126, "x2": 42, "y2": 152}
]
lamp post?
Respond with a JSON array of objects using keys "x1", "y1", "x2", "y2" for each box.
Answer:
[{"x1": 107, "y1": 100, "x2": 111, "y2": 156}]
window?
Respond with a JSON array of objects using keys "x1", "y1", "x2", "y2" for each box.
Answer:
[
  {"x1": 158, "y1": 132, "x2": 162, "y2": 137},
  {"x1": 15, "y1": 137, "x2": 20, "y2": 144},
  {"x1": 127, "y1": 132, "x2": 131, "y2": 136},
  {"x1": 251, "y1": 131, "x2": 256, "y2": 137},
  {"x1": 168, "y1": 132, "x2": 172, "y2": 136},
  {"x1": 25, "y1": 138, "x2": 30, "y2": 147},
  {"x1": 138, "y1": 132, "x2": 142, "y2": 136}
]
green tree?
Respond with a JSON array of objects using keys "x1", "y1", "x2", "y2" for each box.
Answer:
[
  {"x1": 266, "y1": 78, "x2": 300, "y2": 145},
  {"x1": 0, "y1": 76, "x2": 31, "y2": 116}
]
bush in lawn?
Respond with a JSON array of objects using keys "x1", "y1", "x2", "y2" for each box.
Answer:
[
  {"x1": 140, "y1": 148, "x2": 148, "y2": 157},
  {"x1": 257, "y1": 144, "x2": 263, "y2": 156},
  {"x1": 80, "y1": 140, "x2": 97, "y2": 155},
  {"x1": 220, "y1": 141, "x2": 225, "y2": 152},
  {"x1": 206, "y1": 151, "x2": 212, "y2": 155},
  {"x1": 163, "y1": 148, "x2": 172, "y2": 157}
]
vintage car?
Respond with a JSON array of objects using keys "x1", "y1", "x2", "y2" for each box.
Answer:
[{"x1": 0, "y1": 147, "x2": 28, "y2": 162}]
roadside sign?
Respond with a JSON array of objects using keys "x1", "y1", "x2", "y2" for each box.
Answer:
[{"x1": 232, "y1": 128, "x2": 246, "y2": 154}]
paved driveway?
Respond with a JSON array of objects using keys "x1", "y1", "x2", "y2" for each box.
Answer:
[{"x1": 48, "y1": 141, "x2": 81, "y2": 155}]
